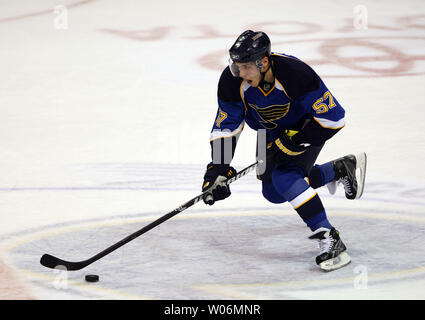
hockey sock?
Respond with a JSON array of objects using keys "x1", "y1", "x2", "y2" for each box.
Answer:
[
  {"x1": 305, "y1": 210, "x2": 333, "y2": 231},
  {"x1": 289, "y1": 189, "x2": 333, "y2": 231},
  {"x1": 308, "y1": 162, "x2": 335, "y2": 189}
]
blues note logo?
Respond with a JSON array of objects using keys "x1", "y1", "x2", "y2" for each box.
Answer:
[{"x1": 248, "y1": 103, "x2": 290, "y2": 129}]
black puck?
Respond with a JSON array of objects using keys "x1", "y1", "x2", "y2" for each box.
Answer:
[{"x1": 85, "y1": 274, "x2": 99, "y2": 282}]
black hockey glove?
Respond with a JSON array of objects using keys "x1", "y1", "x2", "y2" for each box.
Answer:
[
  {"x1": 270, "y1": 130, "x2": 309, "y2": 162},
  {"x1": 202, "y1": 163, "x2": 236, "y2": 205}
]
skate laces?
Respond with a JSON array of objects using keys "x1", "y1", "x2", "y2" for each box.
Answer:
[
  {"x1": 340, "y1": 177, "x2": 353, "y2": 195},
  {"x1": 318, "y1": 235, "x2": 335, "y2": 255}
]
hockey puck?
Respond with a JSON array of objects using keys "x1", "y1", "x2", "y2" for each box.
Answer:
[{"x1": 85, "y1": 274, "x2": 99, "y2": 282}]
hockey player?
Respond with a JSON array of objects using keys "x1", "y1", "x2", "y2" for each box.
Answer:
[{"x1": 202, "y1": 30, "x2": 367, "y2": 271}]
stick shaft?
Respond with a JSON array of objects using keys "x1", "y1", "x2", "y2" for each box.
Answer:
[{"x1": 40, "y1": 162, "x2": 258, "y2": 270}]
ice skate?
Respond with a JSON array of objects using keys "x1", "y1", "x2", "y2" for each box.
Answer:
[
  {"x1": 328, "y1": 152, "x2": 367, "y2": 199},
  {"x1": 309, "y1": 227, "x2": 351, "y2": 271}
]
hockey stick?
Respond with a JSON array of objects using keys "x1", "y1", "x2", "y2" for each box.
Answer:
[{"x1": 40, "y1": 161, "x2": 259, "y2": 271}]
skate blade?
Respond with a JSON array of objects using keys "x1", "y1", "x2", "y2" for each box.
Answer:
[
  {"x1": 319, "y1": 252, "x2": 351, "y2": 271},
  {"x1": 355, "y1": 152, "x2": 367, "y2": 199}
]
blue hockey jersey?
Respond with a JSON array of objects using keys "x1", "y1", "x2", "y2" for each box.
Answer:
[{"x1": 210, "y1": 53, "x2": 345, "y2": 162}]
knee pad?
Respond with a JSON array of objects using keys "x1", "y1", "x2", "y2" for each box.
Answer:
[
  {"x1": 262, "y1": 182, "x2": 286, "y2": 204},
  {"x1": 272, "y1": 166, "x2": 309, "y2": 200},
  {"x1": 272, "y1": 167, "x2": 302, "y2": 192}
]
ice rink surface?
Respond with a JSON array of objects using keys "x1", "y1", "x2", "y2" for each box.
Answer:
[{"x1": 1, "y1": 0, "x2": 425, "y2": 300}]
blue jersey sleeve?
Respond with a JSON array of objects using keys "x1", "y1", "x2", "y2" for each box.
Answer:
[
  {"x1": 210, "y1": 100, "x2": 245, "y2": 141},
  {"x1": 209, "y1": 67, "x2": 246, "y2": 164},
  {"x1": 210, "y1": 67, "x2": 245, "y2": 141},
  {"x1": 296, "y1": 79, "x2": 345, "y2": 145}
]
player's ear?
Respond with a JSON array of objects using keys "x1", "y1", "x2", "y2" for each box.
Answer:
[{"x1": 261, "y1": 56, "x2": 270, "y2": 71}]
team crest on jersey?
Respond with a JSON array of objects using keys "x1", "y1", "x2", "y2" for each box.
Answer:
[{"x1": 248, "y1": 103, "x2": 291, "y2": 129}]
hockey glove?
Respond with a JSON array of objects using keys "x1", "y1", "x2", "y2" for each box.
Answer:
[
  {"x1": 202, "y1": 163, "x2": 236, "y2": 205},
  {"x1": 270, "y1": 130, "x2": 310, "y2": 163}
]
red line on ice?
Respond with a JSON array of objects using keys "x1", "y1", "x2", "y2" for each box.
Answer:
[{"x1": 0, "y1": 255, "x2": 34, "y2": 300}]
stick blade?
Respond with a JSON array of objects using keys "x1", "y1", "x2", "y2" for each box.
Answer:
[
  {"x1": 40, "y1": 254, "x2": 68, "y2": 269},
  {"x1": 40, "y1": 254, "x2": 86, "y2": 271}
]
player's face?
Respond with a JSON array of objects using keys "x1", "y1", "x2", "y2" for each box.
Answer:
[{"x1": 236, "y1": 62, "x2": 261, "y2": 86}]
